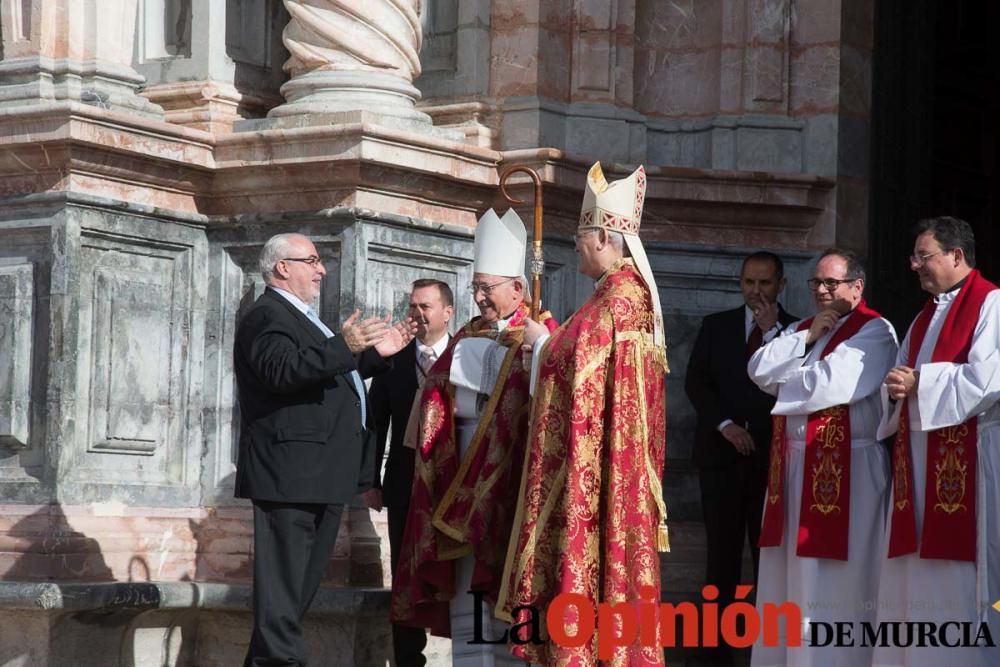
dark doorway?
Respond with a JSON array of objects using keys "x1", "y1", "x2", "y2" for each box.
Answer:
[{"x1": 869, "y1": 0, "x2": 1000, "y2": 332}]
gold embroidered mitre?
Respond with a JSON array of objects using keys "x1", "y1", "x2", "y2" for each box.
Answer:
[
  {"x1": 577, "y1": 162, "x2": 665, "y2": 351},
  {"x1": 578, "y1": 162, "x2": 646, "y2": 235}
]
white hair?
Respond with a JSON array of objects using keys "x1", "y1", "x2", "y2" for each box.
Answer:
[
  {"x1": 605, "y1": 230, "x2": 625, "y2": 252},
  {"x1": 517, "y1": 274, "x2": 532, "y2": 300},
  {"x1": 259, "y1": 233, "x2": 298, "y2": 283}
]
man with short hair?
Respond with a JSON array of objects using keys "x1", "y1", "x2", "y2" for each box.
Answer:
[
  {"x1": 367, "y1": 278, "x2": 454, "y2": 667},
  {"x1": 876, "y1": 216, "x2": 1000, "y2": 666},
  {"x1": 685, "y1": 251, "x2": 797, "y2": 661},
  {"x1": 748, "y1": 248, "x2": 897, "y2": 667},
  {"x1": 234, "y1": 232, "x2": 415, "y2": 666},
  {"x1": 498, "y1": 162, "x2": 670, "y2": 665},
  {"x1": 391, "y1": 210, "x2": 556, "y2": 666}
]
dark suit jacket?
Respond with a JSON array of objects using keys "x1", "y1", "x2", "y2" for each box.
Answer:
[
  {"x1": 234, "y1": 288, "x2": 390, "y2": 504},
  {"x1": 369, "y1": 336, "x2": 450, "y2": 508},
  {"x1": 685, "y1": 304, "x2": 798, "y2": 469}
]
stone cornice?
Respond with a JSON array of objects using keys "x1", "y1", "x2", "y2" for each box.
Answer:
[{"x1": 0, "y1": 103, "x2": 835, "y2": 245}]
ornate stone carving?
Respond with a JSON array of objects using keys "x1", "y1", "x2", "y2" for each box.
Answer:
[
  {"x1": 282, "y1": 0, "x2": 422, "y2": 79},
  {"x1": 271, "y1": 0, "x2": 432, "y2": 125}
]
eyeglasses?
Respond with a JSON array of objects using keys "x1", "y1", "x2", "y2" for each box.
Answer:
[
  {"x1": 909, "y1": 250, "x2": 947, "y2": 267},
  {"x1": 281, "y1": 255, "x2": 323, "y2": 267},
  {"x1": 574, "y1": 229, "x2": 597, "y2": 242},
  {"x1": 807, "y1": 277, "x2": 858, "y2": 291},
  {"x1": 469, "y1": 276, "x2": 516, "y2": 296}
]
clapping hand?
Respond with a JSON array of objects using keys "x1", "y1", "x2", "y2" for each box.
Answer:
[
  {"x1": 341, "y1": 310, "x2": 390, "y2": 353},
  {"x1": 374, "y1": 316, "x2": 418, "y2": 358}
]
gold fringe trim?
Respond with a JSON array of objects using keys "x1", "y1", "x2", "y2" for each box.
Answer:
[{"x1": 629, "y1": 338, "x2": 671, "y2": 553}]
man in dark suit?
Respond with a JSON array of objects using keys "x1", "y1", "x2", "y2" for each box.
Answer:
[
  {"x1": 234, "y1": 232, "x2": 415, "y2": 666},
  {"x1": 365, "y1": 278, "x2": 454, "y2": 667},
  {"x1": 685, "y1": 251, "x2": 796, "y2": 659}
]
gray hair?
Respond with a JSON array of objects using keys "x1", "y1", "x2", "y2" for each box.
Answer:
[
  {"x1": 259, "y1": 233, "x2": 298, "y2": 283},
  {"x1": 605, "y1": 230, "x2": 625, "y2": 252},
  {"x1": 514, "y1": 274, "x2": 531, "y2": 300}
]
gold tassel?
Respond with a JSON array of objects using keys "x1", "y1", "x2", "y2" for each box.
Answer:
[
  {"x1": 650, "y1": 345, "x2": 670, "y2": 374},
  {"x1": 657, "y1": 523, "x2": 671, "y2": 552}
]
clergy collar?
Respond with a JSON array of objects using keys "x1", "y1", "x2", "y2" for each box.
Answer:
[
  {"x1": 492, "y1": 312, "x2": 515, "y2": 333},
  {"x1": 942, "y1": 274, "x2": 969, "y2": 295},
  {"x1": 933, "y1": 274, "x2": 970, "y2": 304}
]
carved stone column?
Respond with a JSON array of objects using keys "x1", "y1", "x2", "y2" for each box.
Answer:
[
  {"x1": 268, "y1": 0, "x2": 431, "y2": 126},
  {"x1": 0, "y1": 0, "x2": 161, "y2": 116}
]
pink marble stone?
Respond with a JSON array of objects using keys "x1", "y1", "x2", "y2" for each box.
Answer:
[
  {"x1": 789, "y1": 45, "x2": 842, "y2": 115},
  {"x1": 489, "y1": 25, "x2": 542, "y2": 98},
  {"x1": 635, "y1": 49, "x2": 721, "y2": 117},
  {"x1": 0, "y1": 503, "x2": 393, "y2": 590},
  {"x1": 634, "y1": 0, "x2": 723, "y2": 118},
  {"x1": 790, "y1": 0, "x2": 843, "y2": 45}
]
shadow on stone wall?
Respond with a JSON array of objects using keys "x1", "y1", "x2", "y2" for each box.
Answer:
[
  {"x1": 2, "y1": 503, "x2": 113, "y2": 582},
  {"x1": 179, "y1": 471, "x2": 394, "y2": 665}
]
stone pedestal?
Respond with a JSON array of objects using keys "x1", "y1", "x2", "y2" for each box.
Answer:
[{"x1": 0, "y1": 0, "x2": 161, "y2": 116}]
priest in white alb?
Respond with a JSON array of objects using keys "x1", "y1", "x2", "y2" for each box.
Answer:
[
  {"x1": 748, "y1": 248, "x2": 898, "y2": 667},
  {"x1": 390, "y1": 208, "x2": 556, "y2": 666},
  {"x1": 876, "y1": 216, "x2": 1000, "y2": 667}
]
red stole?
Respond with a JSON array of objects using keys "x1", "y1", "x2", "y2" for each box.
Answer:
[
  {"x1": 888, "y1": 269, "x2": 997, "y2": 562},
  {"x1": 759, "y1": 301, "x2": 881, "y2": 560}
]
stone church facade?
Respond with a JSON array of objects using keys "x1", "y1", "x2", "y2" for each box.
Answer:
[{"x1": 0, "y1": 0, "x2": 887, "y2": 664}]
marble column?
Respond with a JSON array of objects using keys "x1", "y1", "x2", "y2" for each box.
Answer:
[
  {"x1": 0, "y1": 0, "x2": 161, "y2": 116},
  {"x1": 268, "y1": 0, "x2": 432, "y2": 127}
]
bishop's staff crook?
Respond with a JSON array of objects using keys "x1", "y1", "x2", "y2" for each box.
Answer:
[{"x1": 499, "y1": 166, "x2": 544, "y2": 318}]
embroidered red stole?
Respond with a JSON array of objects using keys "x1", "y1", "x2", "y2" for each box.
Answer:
[
  {"x1": 888, "y1": 269, "x2": 997, "y2": 562},
  {"x1": 759, "y1": 301, "x2": 881, "y2": 560}
]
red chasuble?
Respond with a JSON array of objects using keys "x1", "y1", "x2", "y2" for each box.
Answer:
[
  {"x1": 888, "y1": 269, "x2": 997, "y2": 562},
  {"x1": 390, "y1": 302, "x2": 556, "y2": 637},
  {"x1": 759, "y1": 301, "x2": 881, "y2": 560},
  {"x1": 497, "y1": 260, "x2": 670, "y2": 667}
]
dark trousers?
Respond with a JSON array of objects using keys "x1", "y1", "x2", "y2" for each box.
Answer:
[
  {"x1": 388, "y1": 502, "x2": 427, "y2": 667},
  {"x1": 244, "y1": 501, "x2": 344, "y2": 667},
  {"x1": 699, "y1": 463, "x2": 767, "y2": 663},
  {"x1": 699, "y1": 462, "x2": 768, "y2": 606}
]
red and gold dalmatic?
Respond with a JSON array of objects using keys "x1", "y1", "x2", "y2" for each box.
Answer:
[
  {"x1": 888, "y1": 268, "x2": 997, "y2": 562},
  {"x1": 497, "y1": 259, "x2": 670, "y2": 667},
  {"x1": 759, "y1": 302, "x2": 880, "y2": 560},
  {"x1": 390, "y1": 302, "x2": 556, "y2": 637}
]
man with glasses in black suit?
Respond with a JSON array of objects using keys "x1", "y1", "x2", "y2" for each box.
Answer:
[{"x1": 234, "y1": 232, "x2": 416, "y2": 666}]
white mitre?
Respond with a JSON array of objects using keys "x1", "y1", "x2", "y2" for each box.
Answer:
[
  {"x1": 450, "y1": 208, "x2": 528, "y2": 419},
  {"x1": 473, "y1": 208, "x2": 526, "y2": 277},
  {"x1": 578, "y1": 162, "x2": 665, "y2": 349}
]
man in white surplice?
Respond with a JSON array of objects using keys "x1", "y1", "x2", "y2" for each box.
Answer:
[
  {"x1": 876, "y1": 216, "x2": 1000, "y2": 667},
  {"x1": 748, "y1": 248, "x2": 897, "y2": 667}
]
